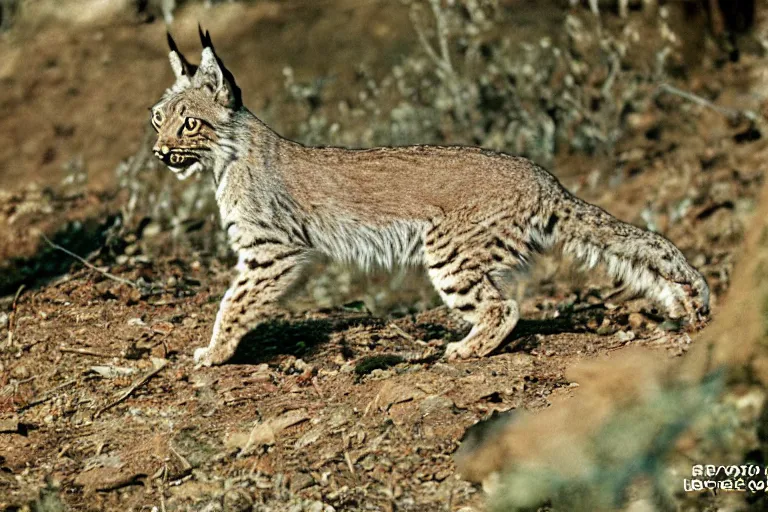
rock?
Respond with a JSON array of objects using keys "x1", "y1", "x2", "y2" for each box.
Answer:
[
  {"x1": 628, "y1": 313, "x2": 645, "y2": 330},
  {"x1": 0, "y1": 415, "x2": 19, "y2": 433},
  {"x1": 289, "y1": 472, "x2": 316, "y2": 492},
  {"x1": 420, "y1": 395, "x2": 455, "y2": 417},
  {"x1": 242, "y1": 409, "x2": 310, "y2": 453},
  {"x1": 11, "y1": 365, "x2": 29, "y2": 380},
  {"x1": 431, "y1": 362, "x2": 462, "y2": 378},
  {"x1": 295, "y1": 426, "x2": 324, "y2": 449},
  {"x1": 151, "y1": 321, "x2": 174, "y2": 335},
  {"x1": 377, "y1": 381, "x2": 426, "y2": 411}
]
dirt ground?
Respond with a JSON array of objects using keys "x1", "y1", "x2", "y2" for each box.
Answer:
[{"x1": 1, "y1": 1, "x2": 768, "y2": 511}]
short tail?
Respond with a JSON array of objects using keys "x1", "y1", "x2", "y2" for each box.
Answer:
[{"x1": 537, "y1": 193, "x2": 709, "y2": 322}]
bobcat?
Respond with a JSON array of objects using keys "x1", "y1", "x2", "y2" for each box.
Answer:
[{"x1": 150, "y1": 29, "x2": 709, "y2": 366}]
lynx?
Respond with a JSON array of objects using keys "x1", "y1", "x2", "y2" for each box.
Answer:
[{"x1": 150, "y1": 29, "x2": 709, "y2": 366}]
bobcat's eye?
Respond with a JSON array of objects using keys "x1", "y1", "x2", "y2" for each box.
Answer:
[
  {"x1": 151, "y1": 110, "x2": 164, "y2": 131},
  {"x1": 183, "y1": 117, "x2": 201, "y2": 135}
]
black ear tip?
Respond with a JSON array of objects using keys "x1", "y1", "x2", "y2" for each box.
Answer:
[
  {"x1": 167, "y1": 31, "x2": 179, "y2": 52},
  {"x1": 197, "y1": 23, "x2": 214, "y2": 49},
  {"x1": 198, "y1": 23, "x2": 207, "y2": 47}
]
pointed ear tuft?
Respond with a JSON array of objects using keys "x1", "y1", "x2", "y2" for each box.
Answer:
[
  {"x1": 198, "y1": 24, "x2": 213, "y2": 49},
  {"x1": 167, "y1": 31, "x2": 180, "y2": 54},
  {"x1": 167, "y1": 31, "x2": 197, "y2": 78}
]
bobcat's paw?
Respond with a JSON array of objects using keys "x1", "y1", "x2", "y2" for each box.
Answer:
[
  {"x1": 445, "y1": 340, "x2": 477, "y2": 360},
  {"x1": 193, "y1": 347, "x2": 214, "y2": 367}
]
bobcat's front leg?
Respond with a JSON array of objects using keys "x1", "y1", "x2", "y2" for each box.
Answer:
[{"x1": 194, "y1": 245, "x2": 306, "y2": 366}]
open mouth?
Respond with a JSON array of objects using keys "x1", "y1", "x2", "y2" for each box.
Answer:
[{"x1": 155, "y1": 150, "x2": 197, "y2": 169}]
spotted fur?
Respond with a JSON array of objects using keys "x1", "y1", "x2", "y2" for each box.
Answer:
[{"x1": 150, "y1": 30, "x2": 710, "y2": 366}]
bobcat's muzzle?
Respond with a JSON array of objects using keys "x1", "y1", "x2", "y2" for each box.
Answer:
[{"x1": 153, "y1": 144, "x2": 197, "y2": 169}]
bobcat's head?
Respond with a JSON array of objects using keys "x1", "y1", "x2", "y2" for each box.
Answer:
[{"x1": 150, "y1": 28, "x2": 242, "y2": 180}]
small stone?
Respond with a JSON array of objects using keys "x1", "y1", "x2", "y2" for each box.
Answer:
[
  {"x1": 126, "y1": 288, "x2": 142, "y2": 304},
  {"x1": 290, "y1": 472, "x2": 315, "y2": 492},
  {"x1": 151, "y1": 321, "x2": 174, "y2": 335},
  {"x1": 0, "y1": 312, "x2": 8, "y2": 329},
  {"x1": 596, "y1": 317, "x2": 615, "y2": 335},
  {"x1": 11, "y1": 365, "x2": 30, "y2": 380},
  {"x1": 628, "y1": 313, "x2": 645, "y2": 330},
  {"x1": 142, "y1": 222, "x2": 162, "y2": 238},
  {"x1": 431, "y1": 362, "x2": 462, "y2": 378},
  {"x1": 94, "y1": 281, "x2": 114, "y2": 297},
  {"x1": 420, "y1": 395, "x2": 454, "y2": 417},
  {"x1": 295, "y1": 426, "x2": 323, "y2": 449},
  {"x1": 0, "y1": 415, "x2": 19, "y2": 433}
]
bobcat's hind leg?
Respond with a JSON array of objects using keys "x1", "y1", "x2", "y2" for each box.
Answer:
[
  {"x1": 425, "y1": 217, "x2": 528, "y2": 360},
  {"x1": 194, "y1": 245, "x2": 306, "y2": 366}
]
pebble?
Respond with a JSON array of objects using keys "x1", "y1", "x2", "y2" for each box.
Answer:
[
  {"x1": 289, "y1": 472, "x2": 316, "y2": 492},
  {"x1": 420, "y1": 395, "x2": 455, "y2": 417},
  {"x1": 11, "y1": 365, "x2": 30, "y2": 380},
  {"x1": 0, "y1": 312, "x2": 8, "y2": 329},
  {"x1": 151, "y1": 321, "x2": 174, "y2": 335},
  {"x1": 0, "y1": 415, "x2": 19, "y2": 433},
  {"x1": 628, "y1": 312, "x2": 645, "y2": 330}
]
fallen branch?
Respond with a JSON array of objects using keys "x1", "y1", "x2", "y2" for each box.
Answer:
[
  {"x1": 94, "y1": 359, "x2": 168, "y2": 418},
  {"x1": 59, "y1": 346, "x2": 118, "y2": 358},
  {"x1": 658, "y1": 83, "x2": 758, "y2": 124},
  {"x1": 41, "y1": 234, "x2": 137, "y2": 289},
  {"x1": 6, "y1": 284, "x2": 24, "y2": 348}
]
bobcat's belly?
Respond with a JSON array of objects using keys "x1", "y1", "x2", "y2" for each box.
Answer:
[{"x1": 311, "y1": 219, "x2": 427, "y2": 270}]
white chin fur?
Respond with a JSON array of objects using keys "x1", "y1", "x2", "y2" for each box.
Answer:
[{"x1": 171, "y1": 162, "x2": 201, "y2": 180}]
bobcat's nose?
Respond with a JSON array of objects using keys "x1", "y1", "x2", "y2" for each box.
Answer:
[
  {"x1": 153, "y1": 143, "x2": 177, "y2": 166},
  {"x1": 153, "y1": 143, "x2": 171, "y2": 158}
]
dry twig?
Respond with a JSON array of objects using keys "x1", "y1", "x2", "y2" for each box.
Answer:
[
  {"x1": 658, "y1": 83, "x2": 758, "y2": 124},
  {"x1": 41, "y1": 233, "x2": 138, "y2": 289},
  {"x1": 59, "y1": 346, "x2": 118, "y2": 358},
  {"x1": 7, "y1": 284, "x2": 25, "y2": 348},
  {"x1": 388, "y1": 322, "x2": 427, "y2": 346},
  {"x1": 94, "y1": 359, "x2": 168, "y2": 418}
]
